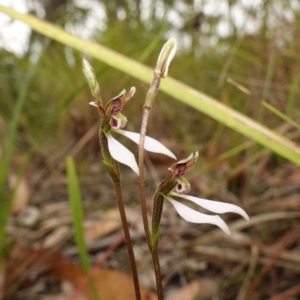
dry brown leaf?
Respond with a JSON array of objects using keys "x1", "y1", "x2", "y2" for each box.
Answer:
[
  {"x1": 4, "y1": 245, "x2": 156, "y2": 300},
  {"x1": 46, "y1": 254, "x2": 157, "y2": 300},
  {"x1": 84, "y1": 209, "x2": 122, "y2": 242},
  {"x1": 166, "y1": 279, "x2": 217, "y2": 300},
  {"x1": 9, "y1": 173, "x2": 31, "y2": 214}
]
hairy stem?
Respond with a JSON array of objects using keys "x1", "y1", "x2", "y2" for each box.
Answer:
[
  {"x1": 139, "y1": 75, "x2": 164, "y2": 299},
  {"x1": 151, "y1": 250, "x2": 164, "y2": 300},
  {"x1": 138, "y1": 75, "x2": 161, "y2": 247},
  {"x1": 138, "y1": 107, "x2": 151, "y2": 246},
  {"x1": 113, "y1": 176, "x2": 141, "y2": 300}
]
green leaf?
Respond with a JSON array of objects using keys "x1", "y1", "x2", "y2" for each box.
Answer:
[{"x1": 66, "y1": 156, "x2": 90, "y2": 273}]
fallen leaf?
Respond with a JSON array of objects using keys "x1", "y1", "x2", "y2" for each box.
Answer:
[
  {"x1": 4, "y1": 244, "x2": 156, "y2": 300},
  {"x1": 46, "y1": 254, "x2": 157, "y2": 300}
]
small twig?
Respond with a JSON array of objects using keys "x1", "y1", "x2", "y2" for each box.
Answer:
[
  {"x1": 268, "y1": 283, "x2": 300, "y2": 300},
  {"x1": 244, "y1": 221, "x2": 300, "y2": 298},
  {"x1": 236, "y1": 245, "x2": 259, "y2": 300}
]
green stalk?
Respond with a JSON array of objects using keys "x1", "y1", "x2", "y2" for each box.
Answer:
[{"x1": 262, "y1": 101, "x2": 300, "y2": 131}]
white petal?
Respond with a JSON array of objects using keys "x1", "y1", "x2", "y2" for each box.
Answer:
[
  {"x1": 170, "y1": 192, "x2": 249, "y2": 221},
  {"x1": 113, "y1": 129, "x2": 176, "y2": 160},
  {"x1": 105, "y1": 133, "x2": 139, "y2": 175},
  {"x1": 166, "y1": 197, "x2": 230, "y2": 235}
]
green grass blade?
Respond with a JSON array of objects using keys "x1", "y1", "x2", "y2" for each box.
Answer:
[
  {"x1": 262, "y1": 101, "x2": 300, "y2": 131},
  {"x1": 1, "y1": 5, "x2": 300, "y2": 165},
  {"x1": 66, "y1": 157, "x2": 101, "y2": 300},
  {"x1": 66, "y1": 156, "x2": 90, "y2": 273}
]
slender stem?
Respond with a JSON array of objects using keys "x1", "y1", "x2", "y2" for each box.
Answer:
[
  {"x1": 138, "y1": 75, "x2": 165, "y2": 299},
  {"x1": 138, "y1": 107, "x2": 151, "y2": 246},
  {"x1": 99, "y1": 129, "x2": 141, "y2": 300},
  {"x1": 138, "y1": 75, "x2": 161, "y2": 247},
  {"x1": 113, "y1": 175, "x2": 141, "y2": 300},
  {"x1": 151, "y1": 250, "x2": 164, "y2": 300}
]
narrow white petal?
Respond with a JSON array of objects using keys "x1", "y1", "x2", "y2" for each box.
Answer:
[
  {"x1": 114, "y1": 129, "x2": 177, "y2": 160},
  {"x1": 166, "y1": 197, "x2": 230, "y2": 235},
  {"x1": 170, "y1": 192, "x2": 249, "y2": 221},
  {"x1": 105, "y1": 133, "x2": 139, "y2": 175}
]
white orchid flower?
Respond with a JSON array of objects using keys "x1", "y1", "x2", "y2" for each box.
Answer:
[
  {"x1": 164, "y1": 192, "x2": 249, "y2": 235},
  {"x1": 89, "y1": 88, "x2": 176, "y2": 175},
  {"x1": 104, "y1": 128, "x2": 176, "y2": 175},
  {"x1": 157, "y1": 153, "x2": 249, "y2": 235}
]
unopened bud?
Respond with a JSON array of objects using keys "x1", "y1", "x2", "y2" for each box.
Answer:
[
  {"x1": 121, "y1": 86, "x2": 136, "y2": 106},
  {"x1": 82, "y1": 58, "x2": 101, "y2": 101},
  {"x1": 154, "y1": 37, "x2": 177, "y2": 78},
  {"x1": 171, "y1": 151, "x2": 199, "y2": 179},
  {"x1": 107, "y1": 89, "x2": 126, "y2": 115}
]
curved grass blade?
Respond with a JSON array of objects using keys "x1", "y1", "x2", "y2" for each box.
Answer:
[{"x1": 0, "y1": 5, "x2": 299, "y2": 165}]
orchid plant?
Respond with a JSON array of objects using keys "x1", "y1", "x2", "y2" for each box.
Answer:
[
  {"x1": 82, "y1": 37, "x2": 249, "y2": 300},
  {"x1": 151, "y1": 152, "x2": 249, "y2": 250},
  {"x1": 82, "y1": 55, "x2": 177, "y2": 300}
]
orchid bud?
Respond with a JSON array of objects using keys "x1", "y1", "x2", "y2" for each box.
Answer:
[
  {"x1": 106, "y1": 89, "x2": 126, "y2": 115},
  {"x1": 154, "y1": 37, "x2": 177, "y2": 78},
  {"x1": 174, "y1": 177, "x2": 191, "y2": 194},
  {"x1": 82, "y1": 58, "x2": 101, "y2": 100},
  {"x1": 110, "y1": 113, "x2": 128, "y2": 130},
  {"x1": 171, "y1": 152, "x2": 199, "y2": 179},
  {"x1": 121, "y1": 87, "x2": 136, "y2": 106}
]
